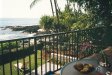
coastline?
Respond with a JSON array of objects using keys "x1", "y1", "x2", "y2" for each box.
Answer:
[
  {"x1": 3, "y1": 25, "x2": 40, "y2": 33},
  {"x1": 0, "y1": 25, "x2": 40, "y2": 41}
]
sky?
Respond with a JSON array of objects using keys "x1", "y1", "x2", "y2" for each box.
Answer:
[{"x1": 0, "y1": 0, "x2": 66, "y2": 18}]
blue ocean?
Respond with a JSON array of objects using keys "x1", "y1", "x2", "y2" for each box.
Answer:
[
  {"x1": 0, "y1": 18, "x2": 39, "y2": 27},
  {"x1": 0, "y1": 18, "x2": 39, "y2": 41}
]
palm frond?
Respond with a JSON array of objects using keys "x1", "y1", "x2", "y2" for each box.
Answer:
[{"x1": 30, "y1": 0, "x2": 39, "y2": 9}]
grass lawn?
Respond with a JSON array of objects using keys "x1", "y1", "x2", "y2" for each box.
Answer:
[{"x1": 0, "y1": 50, "x2": 45, "y2": 75}]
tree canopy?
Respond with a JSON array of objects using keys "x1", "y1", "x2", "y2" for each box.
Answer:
[
  {"x1": 68, "y1": 0, "x2": 112, "y2": 26},
  {"x1": 39, "y1": 16, "x2": 54, "y2": 31},
  {"x1": 39, "y1": 4, "x2": 93, "y2": 32},
  {"x1": 31, "y1": 0, "x2": 112, "y2": 32}
]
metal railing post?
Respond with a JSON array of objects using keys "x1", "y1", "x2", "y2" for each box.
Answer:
[
  {"x1": 76, "y1": 31, "x2": 79, "y2": 60},
  {"x1": 34, "y1": 37, "x2": 38, "y2": 75}
]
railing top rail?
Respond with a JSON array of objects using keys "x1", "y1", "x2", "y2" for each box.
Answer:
[{"x1": 0, "y1": 31, "x2": 75, "y2": 43}]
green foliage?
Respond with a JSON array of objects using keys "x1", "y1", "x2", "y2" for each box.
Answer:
[
  {"x1": 39, "y1": 1, "x2": 96, "y2": 32},
  {"x1": 39, "y1": 16, "x2": 54, "y2": 31},
  {"x1": 72, "y1": 14, "x2": 93, "y2": 29},
  {"x1": 0, "y1": 42, "x2": 18, "y2": 50},
  {"x1": 31, "y1": 0, "x2": 112, "y2": 32},
  {"x1": 0, "y1": 42, "x2": 19, "y2": 54},
  {"x1": 68, "y1": 0, "x2": 112, "y2": 26},
  {"x1": 60, "y1": 4, "x2": 92, "y2": 30}
]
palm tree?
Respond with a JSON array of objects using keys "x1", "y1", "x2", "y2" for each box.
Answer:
[
  {"x1": 30, "y1": 0, "x2": 38, "y2": 8},
  {"x1": 54, "y1": 0, "x2": 59, "y2": 24},
  {"x1": 50, "y1": 0, "x2": 55, "y2": 16},
  {"x1": 30, "y1": 0, "x2": 55, "y2": 16},
  {"x1": 30, "y1": 0, "x2": 60, "y2": 31}
]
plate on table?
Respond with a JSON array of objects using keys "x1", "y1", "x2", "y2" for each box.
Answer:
[{"x1": 61, "y1": 59, "x2": 99, "y2": 75}]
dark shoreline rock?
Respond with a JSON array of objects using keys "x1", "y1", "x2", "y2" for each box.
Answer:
[{"x1": 4, "y1": 25, "x2": 40, "y2": 33}]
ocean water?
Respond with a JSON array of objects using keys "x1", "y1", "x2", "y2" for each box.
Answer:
[
  {"x1": 0, "y1": 18, "x2": 39, "y2": 27},
  {"x1": 0, "y1": 18, "x2": 39, "y2": 41}
]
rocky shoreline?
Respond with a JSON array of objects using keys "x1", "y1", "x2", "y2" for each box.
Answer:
[{"x1": 1, "y1": 25, "x2": 40, "y2": 33}]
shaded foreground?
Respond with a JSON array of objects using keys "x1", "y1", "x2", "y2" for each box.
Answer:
[{"x1": 0, "y1": 26, "x2": 112, "y2": 75}]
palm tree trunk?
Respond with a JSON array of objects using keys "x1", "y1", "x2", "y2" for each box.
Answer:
[
  {"x1": 50, "y1": 0, "x2": 54, "y2": 16},
  {"x1": 54, "y1": 0, "x2": 59, "y2": 21},
  {"x1": 54, "y1": 0, "x2": 59, "y2": 32}
]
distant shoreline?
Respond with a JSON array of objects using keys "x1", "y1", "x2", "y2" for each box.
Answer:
[{"x1": 1, "y1": 25, "x2": 40, "y2": 34}]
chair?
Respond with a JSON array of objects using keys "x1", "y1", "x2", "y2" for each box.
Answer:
[{"x1": 14, "y1": 62, "x2": 30, "y2": 74}]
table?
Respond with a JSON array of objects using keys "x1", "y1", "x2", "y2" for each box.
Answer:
[{"x1": 61, "y1": 58, "x2": 107, "y2": 75}]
